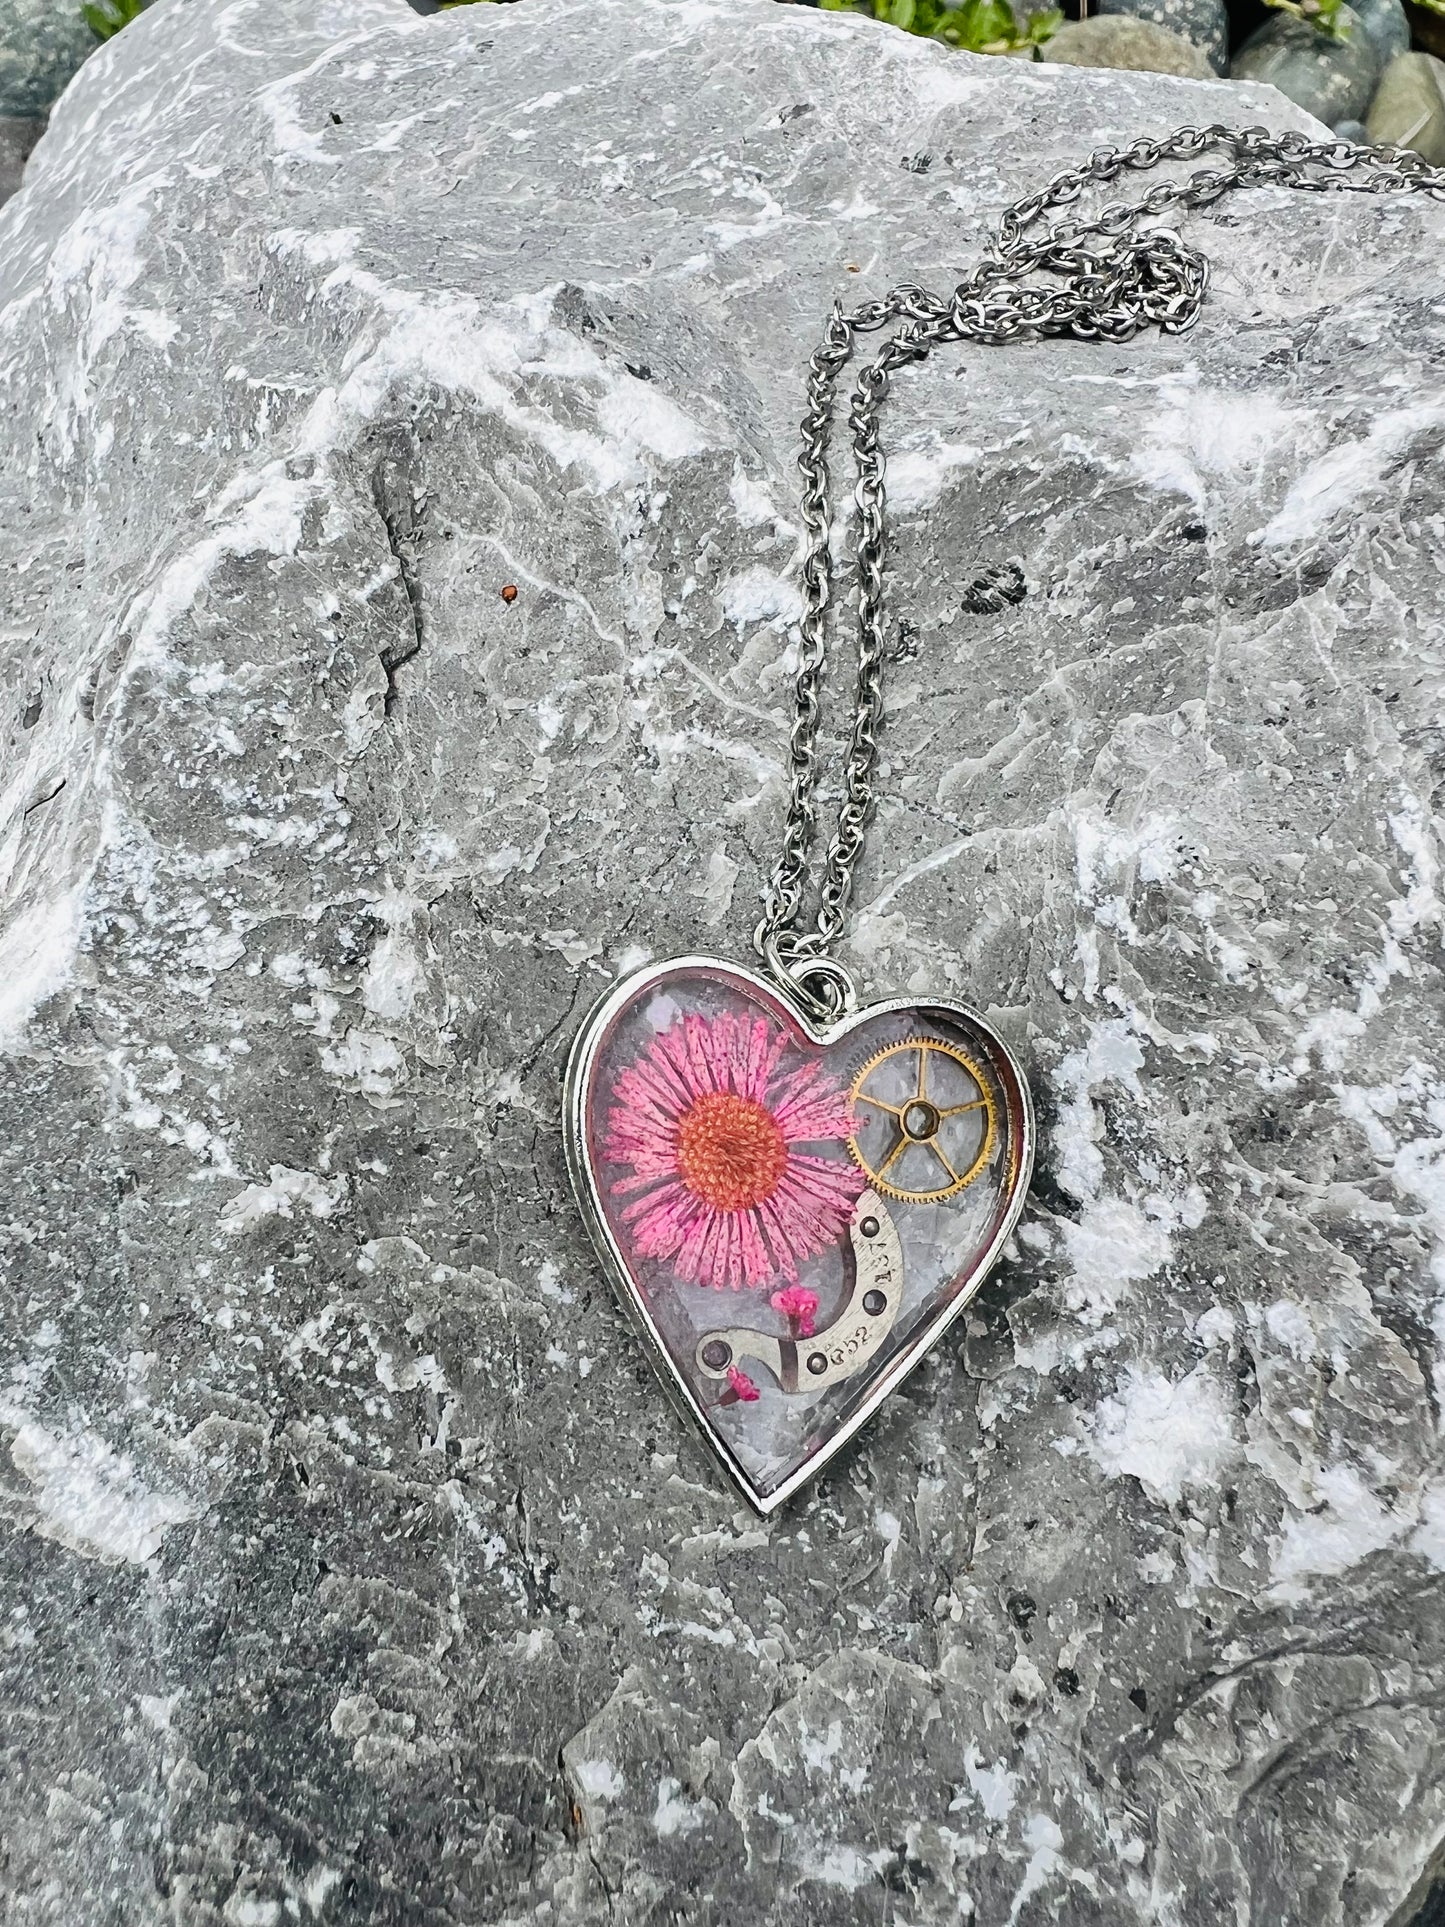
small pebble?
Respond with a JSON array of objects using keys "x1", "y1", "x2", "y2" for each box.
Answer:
[
  {"x1": 1043, "y1": 16, "x2": 1214, "y2": 77},
  {"x1": 1231, "y1": 7, "x2": 1380, "y2": 125},
  {"x1": 1366, "y1": 50, "x2": 1445, "y2": 162},
  {"x1": 1349, "y1": 0, "x2": 1411, "y2": 65},
  {"x1": 0, "y1": 0, "x2": 96, "y2": 117},
  {"x1": 501, "y1": 583, "x2": 519, "y2": 603},
  {"x1": 1096, "y1": 0, "x2": 1229, "y2": 74},
  {"x1": 0, "y1": 115, "x2": 43, "y2": 210}
]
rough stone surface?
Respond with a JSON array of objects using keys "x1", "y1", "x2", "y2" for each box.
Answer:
[
  {"x1": 1231, "y1": 6, "x2": 1381, "y2": 122},
  {"x1": 1096, "y1": 0, "x2": 1230, "y2": 75},
  {"x1": 0, "y1": 0, "x2": 98, "y2": 115},
  {"x1": 1367, "y1": 48, "x2": 1445, "y2": 159},
  {"x1": 3, "y1": 2, "x2": 1445, "y2": 1924},
  {"x1": 1042, "y1": 14, "x2": 1216, "y2": 75}
]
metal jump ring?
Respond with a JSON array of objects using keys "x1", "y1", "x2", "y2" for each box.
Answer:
[{"x1": 781, "y1": 952, "x2": 858, "y2": 1025}]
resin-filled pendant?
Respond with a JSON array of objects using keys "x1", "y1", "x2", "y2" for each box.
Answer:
[{"x1": 564, "y1": 957, "x2": 1034, "y2": 1513}]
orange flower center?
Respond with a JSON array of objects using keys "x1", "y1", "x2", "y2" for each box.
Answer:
[{"x1": 675, "y1": 1091, "x2": 788, "y2": 1213}]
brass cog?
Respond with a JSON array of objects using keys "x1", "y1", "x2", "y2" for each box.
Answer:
[{"x1": 848, "y1": 1036, "x2": 998, "y2": 1204}]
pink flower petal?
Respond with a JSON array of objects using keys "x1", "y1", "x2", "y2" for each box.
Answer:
[
  {"x1": 606, "y1": 1006, "x2": 862, "y2": 1289},
  {"x1": 726, "y1": 1365, "x2": 760, "y2": 1402},
  {"x1": 771, "y1": 1285, "x2": 819, "y2": 1338}
]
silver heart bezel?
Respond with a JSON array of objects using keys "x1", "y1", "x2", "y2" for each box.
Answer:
[{"x1": 562, "y1": 955, "x2": 1036, "y2": 1515}]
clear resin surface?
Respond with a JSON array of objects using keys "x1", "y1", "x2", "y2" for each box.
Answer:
[{"x1": 569, "y1": 960, "x2": 1032, "y2": 1506}]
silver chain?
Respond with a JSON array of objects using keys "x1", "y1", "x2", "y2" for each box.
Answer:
[{"x1": 754, "y1": 122, "x2": 1445, "y2": 1021}]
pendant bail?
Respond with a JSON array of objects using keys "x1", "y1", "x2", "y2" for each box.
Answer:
[{"x1": 757, "y1": 930, "x2": 858, "y2": 1025}]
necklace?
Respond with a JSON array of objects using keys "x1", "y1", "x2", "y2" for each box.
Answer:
[{"x1": 564, "y1": 125, "x2": 1440, "y2": 1514}]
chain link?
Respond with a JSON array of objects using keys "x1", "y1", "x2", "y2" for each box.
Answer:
[{"x1": 754, "y1": 122, "x2": 1445, "y2": 1019}]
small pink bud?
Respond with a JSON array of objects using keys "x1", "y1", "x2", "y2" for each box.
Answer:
[
  {"x1": 770, "y1": 1285, "x2": 819, "y2": 1339},
  {"x1": 726, "y1": 1365, "x2": 760, "y2": 1403}
]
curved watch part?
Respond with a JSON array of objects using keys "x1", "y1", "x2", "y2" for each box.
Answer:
[{"x1": 693, "y1": 1188, "x2": 903, "y2": 1395}]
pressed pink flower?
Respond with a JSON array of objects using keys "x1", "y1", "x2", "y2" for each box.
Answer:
[
  {"x1": 605, "y1": 1009, "x2": 863, "y2": 1291},
  {"x1": 726, "y1": 1365, "x2": 760, "y2": 1403},
  {"x1": 770, "y1": 1285, "x2": 819, "y2": 1339}
]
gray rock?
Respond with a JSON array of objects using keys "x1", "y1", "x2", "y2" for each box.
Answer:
[
  {"x1": 0, "y1": 114, "x2": 44, "y2": 206},
  {"x1": 1332, "y1": 114, "x2": 1370, "y2": 136},
  {"x1": 1043, "y1": 14, "x2": 1216, "y2": 74},
  {"x1": 1351, "y1": 0, "x2": 1411, "y2": 65},
  {"x1": 1096, "y1": 0, "x2": 1230, "y2": 74},
  {"x1": 0, "y1": 0, "x2": 98, "y2": 115},
  {"x1": 1367, "y1": 49, "x2": 1445, "y2": 160},
  {"x1": 1231, "y1": 6, "x2": 1381, "y2": 122},
  {"x1": 5, "y1": 2, "x2": 1445, "y2": 1925}
]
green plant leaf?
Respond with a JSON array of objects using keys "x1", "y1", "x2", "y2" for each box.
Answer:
[
  {"x1": 82, "y1": 0, "x2": 145, "y2": 39},
  {"x1": 936, "y1": 0, "x2": 1020, "y2": 48},
  {"x1": 1021, "y1": 5, "x2": 1062, "y2": 43},
  {"x1": 823, "y1": 0, "x2": 1054, "y2": 52},
  {"x1": 1261, "y1": 0, "x2": 1352, "y2": 37}
]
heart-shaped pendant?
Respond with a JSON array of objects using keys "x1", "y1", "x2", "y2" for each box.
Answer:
[{"x1": 564, "y1": 956, "x2": 1034, "y2": 1513}]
